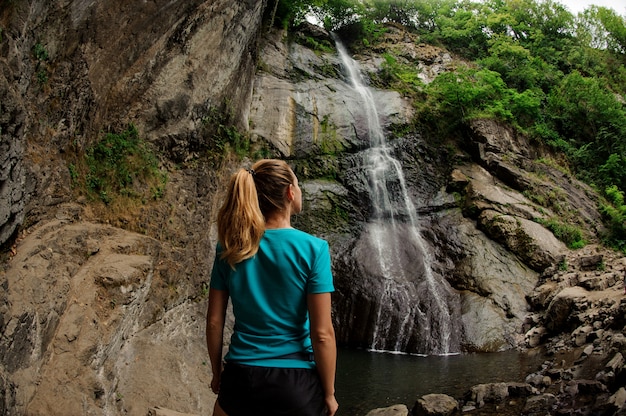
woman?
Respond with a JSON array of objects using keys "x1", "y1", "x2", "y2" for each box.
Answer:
[{"x1": 206, "y1": 159, "x2": 338, "y2": 416}]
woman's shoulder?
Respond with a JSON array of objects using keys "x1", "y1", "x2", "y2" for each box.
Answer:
[{"x1": 265, "y1": 228, "x2": 328, "y2": 247}]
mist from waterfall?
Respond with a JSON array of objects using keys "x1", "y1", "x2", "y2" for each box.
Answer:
[{"x1": 334, "y1": 37, "x2": 459, "y2": 354}]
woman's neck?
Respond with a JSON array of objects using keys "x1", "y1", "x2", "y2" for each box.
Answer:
[{"x1": 264, "y1": 213, "x2": 291, "y2": 229}]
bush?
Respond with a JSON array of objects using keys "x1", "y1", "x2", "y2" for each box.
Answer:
[
  {"x1": 77, "y1": 124, "x2": 166, "y2": 204},
  {"x1": 536, "y1": 217, "x2": 586, "y2": 249},
  {"x1": 600, "y1": 185, "x2": 626, "y2": 252}
]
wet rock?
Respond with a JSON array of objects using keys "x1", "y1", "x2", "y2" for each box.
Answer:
[
  {"x1": 412, "y1": 394, "x2": 458, "y2": 416},
  {"x1": 525, "y1": 326, "x2": 547, "y2": 348},
  {"x1": 365, "y1": 404, "x2": 409, "y2": 416},
  {"x1": 506, "y1": 382, "x2": 536, "y2": 398},
  {"x1": 0, "y1": 64, "x2": 27, "y2": 246},
  {"x1": 468, "y1": 383, "x2": 509, "y2": 407},
  {"x1": 544, "y1": 287, "x2": 588, "y2": 333},
  {"x1": 521, "y1": 393, "x2": 556, "y2": 415}
]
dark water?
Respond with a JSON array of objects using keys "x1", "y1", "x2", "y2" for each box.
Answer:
[{"x1": 335, "y1": 348, "x2": 546, "y2": 416}]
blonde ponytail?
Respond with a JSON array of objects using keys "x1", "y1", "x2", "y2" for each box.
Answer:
[
  {"x1": 217, "y1": 169, "x2": 265, "y2": 268},
  {"x1": 216, "y1": 159, "x2": 296, "y2": 268}
]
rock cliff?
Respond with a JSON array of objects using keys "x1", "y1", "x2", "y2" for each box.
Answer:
[{"x1": 1, "y1": 2, "x2": 624, "y2": 416}]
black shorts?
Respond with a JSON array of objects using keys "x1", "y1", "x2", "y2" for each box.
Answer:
[{"x1": 218, "y1": 362, "x2": 326, "y2": 416}]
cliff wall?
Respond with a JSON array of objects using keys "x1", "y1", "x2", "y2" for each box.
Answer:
[{"x1": 1, "y1": 2, "x2": 625, "y2": 415}]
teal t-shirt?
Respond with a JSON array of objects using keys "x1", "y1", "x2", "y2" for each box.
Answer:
[{"x1": 210, "y1": 228, "x2": 335, "y2": 369}]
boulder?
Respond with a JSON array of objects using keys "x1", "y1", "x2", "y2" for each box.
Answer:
[
  {"x1": 608, "y1": 388, "x2": 626, "y2": 412},
  {"x1": 544, "y1": 287, "x2": 589, "y2": 333},
  {"x1": 365, "y1": 404, "x2": 409, "y2": 416},
  {"x1": 477, "y1": 210, "x2": 566, "y2": 272},
  {"x1": 522, "y1": 393, "x2": 556, "y2": 414},
  {"x1": 525, "y1": 326, "x2": 547, "y2": 348},
  {"x1": 572, "y1": 325, "x2": 594, "y2": 347},
  {"x1": 580, "y1": 255, "x2": 603, "y2": 270},
  {"x1": 412, "y1": 394, "x2": 458, "y2": 416},
  {"x1": 605, "y1": 352, "x2": 624, "y2": 373},
  {"x1": 467, "y1": 383, "x2": 509, "y2": 406}
]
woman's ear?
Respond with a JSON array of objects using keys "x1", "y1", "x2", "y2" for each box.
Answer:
[{"x1": 287, "y1": 184, "x2": 295, "y2": 201}]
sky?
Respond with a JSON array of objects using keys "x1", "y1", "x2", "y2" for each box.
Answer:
[{"x1": 557, "y1": 0, "x2": 626, "y2": 15}]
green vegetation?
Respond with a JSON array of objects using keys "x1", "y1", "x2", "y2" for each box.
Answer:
[
  {"x1": 32, "y1": 42, "x2": 49, "y2": 86},
  {"x1": 33, "y1": 43, "x2": 48, "y2": 61},
  {"x1": 535, "y1": 217, "x2": 586, "y2": 249},
  {"x1": 295, "y1": 34, "x2": 335, "y2": 53},
  {"x1": 71, "y1": 124, "x2": 167, "y2": 205},
  {"x1": 201, "y1": 106, "x2": 272, "y2": 162},
  {"x1": 600, "y1": 185, "x2": 626, "y2": 252},
  {"x1": 375, "y1": 53, "x2": 424, "y2": 97}
]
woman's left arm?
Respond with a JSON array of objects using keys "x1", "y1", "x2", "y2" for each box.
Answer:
[
  {"x1": 308, "y1": 292, "x2": 338, "y2": 416},
  {"x1": 206, "y1": 288, "x2": 229, "y2": 394}
]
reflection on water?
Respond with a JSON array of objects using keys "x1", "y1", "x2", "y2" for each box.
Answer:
[{"x1": 336, "y1": 348, "x2": 546, "y2": 416}]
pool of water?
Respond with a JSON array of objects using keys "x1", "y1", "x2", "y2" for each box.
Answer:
[{"x1": 335, "y1": 348, "x2": 546, "y2": 416}]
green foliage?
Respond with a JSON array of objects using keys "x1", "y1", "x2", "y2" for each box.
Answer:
[
  {"x1": 80, "y1": 125, "x2": 166, "y2": 204},
  {"x1": 535, "y1": 217, "x2": 586, "y2": 249},
  {"x1": 201, "y1": 106, "x2": 271, "y2": 162},
  {"x1": 377, "y1": 53, "x2": 423, "y2": 96},
  {"x1": 36, "y1": 69, "x2": 48, "y2": 85},
  {"x1": 423, "y1": 66, "x2": 541, "y2": 129},
  {"x1": 296, "y1": 35, "x2": 335, "y2": 53},
  {"x1": 544, "y1": 71, "x2": 626, "y2": 190},
  {"x1": 600, "y1": 185, "x2": 626, "y2": 252},
  {"x1": 33, "y1": 43, "x2": 49, "y2": 86},
  {"x1": 33, "y1": 43, "x2": 48, "y2": 61}
]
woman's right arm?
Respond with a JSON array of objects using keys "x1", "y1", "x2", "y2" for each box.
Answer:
[
  {"x1": 308, "y1": 292, "x2": 338, "y2": 416},
  {"x1": 206, "y1": 288, "x2": 229, "y2": 394}
]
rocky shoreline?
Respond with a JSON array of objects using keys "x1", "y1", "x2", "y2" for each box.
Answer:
[{"x1": 366, "y1": 246, "x2": 626, "y2": 416}]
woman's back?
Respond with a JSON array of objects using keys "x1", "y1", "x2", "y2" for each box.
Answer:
[{"x1": 211, "y1": 228, "x2": 333, "y2": 367}]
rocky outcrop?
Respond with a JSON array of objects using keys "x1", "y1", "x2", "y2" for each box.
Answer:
[
  {"x1": 0, "y1": 61, "x2": 27, "y2": 246},
  {"x1": 1, "y1": 1, "x2": 264, "y2": 415},
  {"x1": 0, "y1": 216, "x2": 216, "y2": 415},
  {"x1": 0, "y1": 0, "x2": 267, "y2": 242}
]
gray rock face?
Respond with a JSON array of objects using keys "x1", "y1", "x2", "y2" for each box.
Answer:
[
  {"x1": 0, "y1": 0, "x2": 266, "y2": 237},
  {"x1": 249, "y1": 29, "x2": 414, "y2": 157},
  {"x1": 0, "y1": 64, "x2": 26, "y2": 246}
]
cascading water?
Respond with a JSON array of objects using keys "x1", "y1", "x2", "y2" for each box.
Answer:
[{"x1": 334, "y1": 37, "x2": 460, "y2": 354}]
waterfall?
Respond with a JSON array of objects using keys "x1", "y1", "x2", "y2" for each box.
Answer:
[{"x1": 334, "y1": 37, "x2": 459, "y2": 354}]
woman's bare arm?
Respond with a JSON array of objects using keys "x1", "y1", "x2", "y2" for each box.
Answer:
[
  {"x1": 308, "y1": 292, "x2": 338, "y2": 416},
  {"x1": 206, "y1": 288, "x2": 229, "y2": 394}
]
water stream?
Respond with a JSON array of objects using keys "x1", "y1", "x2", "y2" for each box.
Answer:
[{"x1": 334, "y1": 38, "x2": 460, "y2": 354}]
